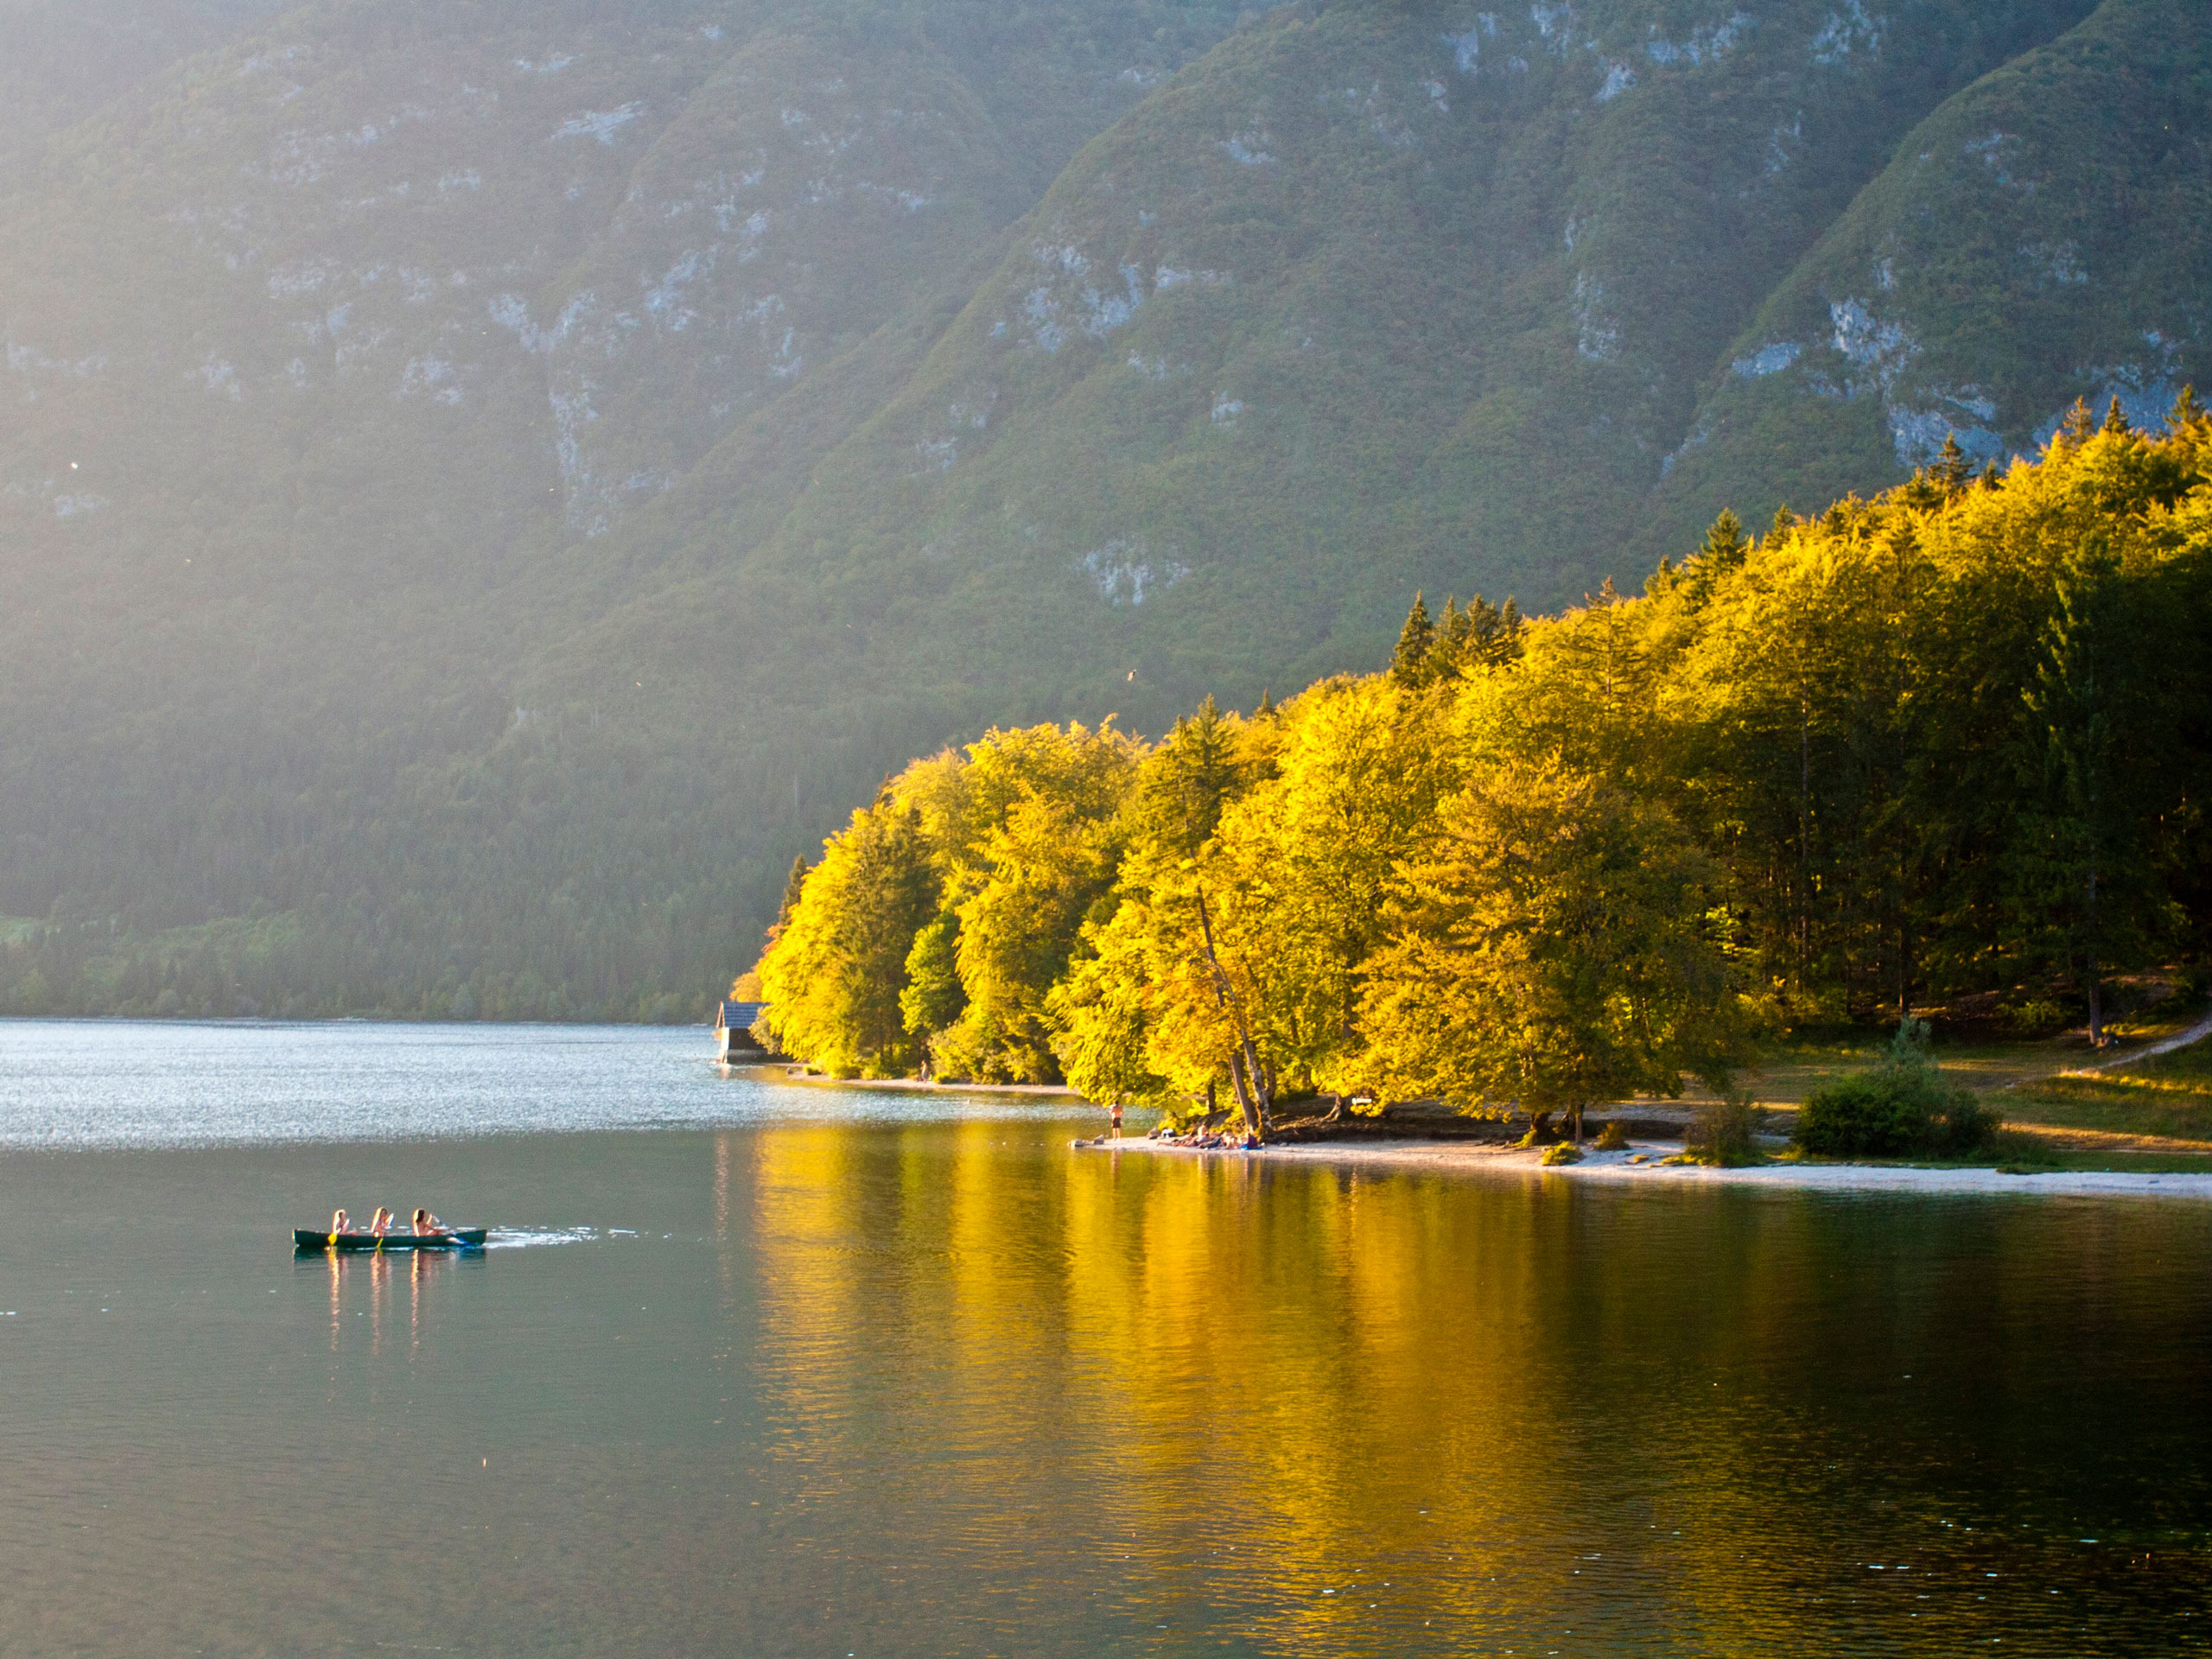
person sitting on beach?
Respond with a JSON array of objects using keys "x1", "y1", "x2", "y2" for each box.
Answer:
[
  {"x1": 410, "y1": 1207, "x2": 448, "y2": 1237},
  {"x1": 369, "y1": 1206, "x2": 393, "y2": 1237},
  {"x1": 329, "y1": 1208, "x2": 352, "y2": 1237}
]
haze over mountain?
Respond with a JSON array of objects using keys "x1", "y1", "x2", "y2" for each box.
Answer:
[{"x1": 0, "y1": 0, "x2": 2203, "y2": 1018}]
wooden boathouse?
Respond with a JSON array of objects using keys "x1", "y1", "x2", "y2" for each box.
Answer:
[{"x1": 715, "y1": 1000, "x2": 769, "y2": 1061}]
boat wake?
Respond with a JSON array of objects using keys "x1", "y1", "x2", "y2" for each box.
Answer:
[{"x1": 485, "y1": 1226, "x2": 600, "y2": 1249}]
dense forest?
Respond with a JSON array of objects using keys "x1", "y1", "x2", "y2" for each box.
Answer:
[{"x1": 754, "y1": 406, "x2": 2212, "y2": 1122}]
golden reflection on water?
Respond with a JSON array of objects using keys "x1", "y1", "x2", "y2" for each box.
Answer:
[
  {"x1": 317, "y1": 1246, "x2": 461, "y2": 1383},
  {"x1": 747, "y1": 1130, "x2": 1597, "y2": 1644},
  {"x1": 740, "y1": 1128, "x2": 2212, "y2": 1652},
  {"x1": 370, "y1": 1247, "x2": 387, "y2": 1356},
  {"x1": 410, "y1": 1246, "x2": 429, "y2": 1358}
]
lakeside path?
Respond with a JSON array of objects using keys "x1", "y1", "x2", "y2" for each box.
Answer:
[
  {"x1": 1082, "y1": 1137, "x2": 2212, "y2": 1201},
  {"x1": 2058, "y1": 1003, "x2": 2212, "y2": 1074}
]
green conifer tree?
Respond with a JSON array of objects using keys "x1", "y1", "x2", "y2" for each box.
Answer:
[
  {"x1": 2057, "y1": 397, "x2": 2098, "y2": 448},
  {"x1": 1434, "y1": 596, "x2": 1471, "y2": 677},
  {"x1": 899, "y1": 912, "x2": 965, "y2": 1039},
  {"x1": 1685, "y1": 510, "x2": 1749, "y2": 608},
  {"x1": 2101, "y1": 396, "x2": 2131, "y2": 436},
  {"x1": 1699, "y1": 508, "x2": 1748, "y2": 567},
  {"x1": 1463, "y1": 593, "x2": 1524, "y2": 668},
  {"x1": 1139, "y1": 694, "x2": 1244, "y2": 857},
  {"x1": 1391, "y1": 592, "x2": 1436, "y2": 688},
  {"x1": 1931, "y1": 432, "x2": 1972, "y2": 496},
  {"x1": 2019, "y1": 538, "x2": 2128, "y2": 1046},
  {"x1": 774, "y1": 855, "x2": 809, "y2": 934}
]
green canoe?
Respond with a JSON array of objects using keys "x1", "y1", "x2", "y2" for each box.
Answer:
[{"x1": 294, "y1": 1228, "x2": 487, "y2": 1252}]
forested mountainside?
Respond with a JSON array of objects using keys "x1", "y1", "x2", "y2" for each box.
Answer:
[
  {"x1": 0, "y1": 0, "x2": 2203, "y2": 1020},
  {"x1": 0, "y1": 0, "x2": 296, "y2": 167},
  {"x1": 753, "y1": 416, "x2": 2212, "y2": 1095},
  {"x1": 1651, "y1": 0, "x2": 2212, "y2": 556}
]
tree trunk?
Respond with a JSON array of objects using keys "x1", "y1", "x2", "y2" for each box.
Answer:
[
  {"x1": 2085, "y1": 853, "x2": 2103, "y2": 1047},
  {"x1": 1897, "y1": 916, "x2": 1912, "y2": 1027},
  {"x1": 1226, "y1": 1052, "x2": 1262, "y2": 1135},
  {"x1": 1235, "y1": 1042, "x2": 1273, "y2": 1129},
  {"x1": 1799, "y1": 693, "x2": 1812, "y2": 995},
  {"x1": 1194, "y1": 884, "x2": 1269, "y2": 1140}
]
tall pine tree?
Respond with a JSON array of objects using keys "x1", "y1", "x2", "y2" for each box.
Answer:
[
  {"x1": 1390, "y1": 592, "x2": 1436, "y2": 688},
  {"x1": 2019, "y1": 536, "x2": 2128, "y2": 1045}
]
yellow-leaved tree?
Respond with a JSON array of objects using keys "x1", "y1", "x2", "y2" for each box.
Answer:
[
  {"x1": 756, "y1": 798, "x2": 938, "y2": 1077},
  {"x1": 1046, "y1": 696, "x2": 1268, "y2": 1110},
  {"x1": 1362, "y1": 759, "x2": 1745, "y2": 1141},
  {"x1": 896, "y1": 720, "x2": 1141, "y2": 1083}
]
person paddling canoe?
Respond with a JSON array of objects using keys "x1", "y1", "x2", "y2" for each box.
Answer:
[
  {"x1": 410, "y1": 1207, "x2": 449, "y2": 1237},
  {"x1": 369, "y1": 1206, "x2": 394, "y2": 1237},
  {"x1": 329, "y1": 1208, "x2": 352, "y2": 1240}
]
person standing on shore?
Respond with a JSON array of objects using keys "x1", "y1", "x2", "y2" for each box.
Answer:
[{"x1": 1109, "y1": 1103, "x2": 1124, "y2": 1140}]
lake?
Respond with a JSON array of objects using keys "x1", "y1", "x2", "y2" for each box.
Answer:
[{"x1": 0, "y1": 1020, "x2": 2206, "y2": 1656}]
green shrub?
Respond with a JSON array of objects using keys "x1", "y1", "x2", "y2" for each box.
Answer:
[
  {"x1": 1793, "y1": 1020, "x2": 1999, "y2": 1157},
  {"x1": 1540, "y1": 1142, "x2": 1584, "y2": 1166},
  {"x1": 1592, "y1": 1119, "x2": 1630, "y2": 1152},
  {"x1": 1924, "y1": 1091, "x2": 2003, "y2": 1156},
  {"x1": 1685, "y1": 1093, "x2": 1764, "y2": 1166},
  {"x1": 1796, "y1": 1071, "x2": 1931, "y2": 1155},
  {"x1": 2005, "y1": 998, "x2": 2067, "y2": 1037}
]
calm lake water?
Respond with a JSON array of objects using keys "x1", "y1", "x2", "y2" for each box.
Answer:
[{"x1": 0, "y1": 1020, "x2": 2208, "y2": 1656}]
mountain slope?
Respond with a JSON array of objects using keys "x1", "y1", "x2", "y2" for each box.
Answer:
[
  {"x1": 0, "y1": 0, "x2": 1239, "y2": 1003},
  {"x1": 0, "y1": 0, "x2": 295, "y2": 168},
  {"x1": 0, "y1": 0, "x2": 2203, "y2": 1019},
  {"x1": 1649, "y1": 0, "x2": 2212, "y2": 549},
  {"x1": 541, "y1": 0, "x2": 2104, "y2": 750}
]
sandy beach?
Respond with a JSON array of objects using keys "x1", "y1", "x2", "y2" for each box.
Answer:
[{"x1": 1082, "y1": 1135, "x2": 2212, "y2": 1200}]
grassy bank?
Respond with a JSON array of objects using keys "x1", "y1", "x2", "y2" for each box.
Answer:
[{"x1": 2000, "y1": 1038, "x2": 2212, "y2": 1145}]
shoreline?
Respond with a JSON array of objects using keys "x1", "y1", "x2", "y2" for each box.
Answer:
[
  {"x1": 727, "y1": 1063, "x2": 1084, "y2": 1100},
  {"x1": 1080, "y1": 1135, "x2": 2212, "y2": 1200}
]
